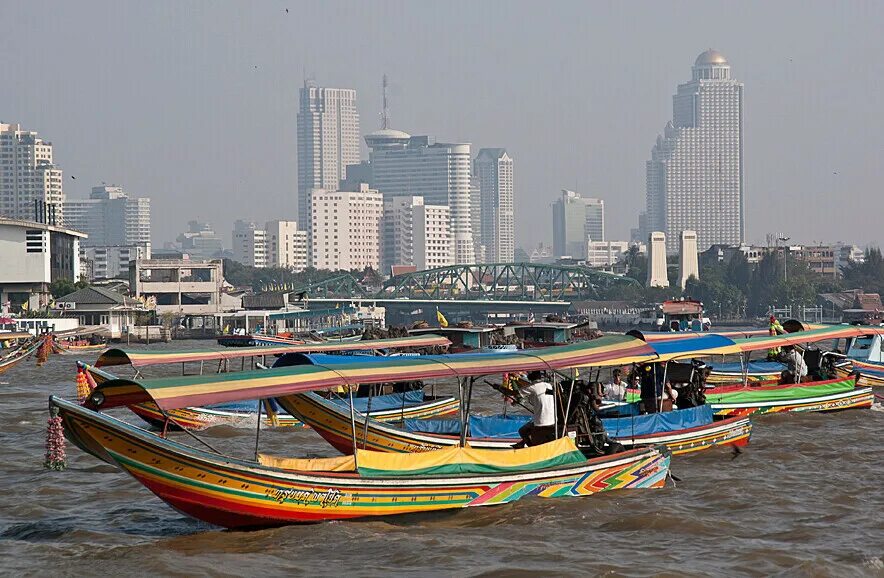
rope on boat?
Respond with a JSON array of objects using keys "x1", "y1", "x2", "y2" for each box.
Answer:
[{"x1": 44, "y1": 406, "x2": 66, "y2": 470}]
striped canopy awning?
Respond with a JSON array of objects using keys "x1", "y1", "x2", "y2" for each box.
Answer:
[
  {"x1": 87, "y1": 335, "x2": 659, "y2": 411},
  {"x1": 93, "y1": 334, "x2": 452, "y2": 369}
]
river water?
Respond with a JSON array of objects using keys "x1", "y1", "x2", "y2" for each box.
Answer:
[{"x1": 1, "y1": 341, "x2": 882, "y2": 576}]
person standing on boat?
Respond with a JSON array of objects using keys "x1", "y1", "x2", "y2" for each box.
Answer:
[
  {"x1": 767, "y1": 315, "x2": 785, "y2": 360},
  {"x1": 514, "y1": 371, "x2": 557, "y2": 448},
  {"x1": 781, "y1": 346, "x2": 808, "y2": 384}
]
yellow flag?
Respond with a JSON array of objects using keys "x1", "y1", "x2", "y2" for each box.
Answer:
[
  {"x1": 436, "y1": 308, "x2": 448, "y2": 328},
  {"x1": 20, "y1": 300, "x2": 29, "y2": 311}
]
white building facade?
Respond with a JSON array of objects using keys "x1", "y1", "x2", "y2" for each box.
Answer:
[
  {"x1": 646, "y1": 50, "x2": 744, "y2": 253},
  {"x1": 297, "y1": 84, "x2": 361, "y2": 230},
  {"x1": 585, "y1": 241, "x2": 646, "y2": 268},
  {"x1": 366, "y1": 132, "x2": 474, "y2": 265},
  {"x1": 265, "y1": 220, "x2": 308, "y2": 271},
  {"x1": 0, "y1": 218, "x2": 85, "y2": 310},
  {"x1": 382, "y1": 196, "x2": 452, "y2": 273},
  {"x1": 311, "y1": 185, "x2": 383, "y2": 271},
  {"x1": 0, "y1": 123, "x2": 64, "y2": 223},
  {"x1": 232, "y1": 220, "x2": 268, "y2": 268},
  {"x1": 474, "y1": 148, "x2": 514, "y2": 263}
]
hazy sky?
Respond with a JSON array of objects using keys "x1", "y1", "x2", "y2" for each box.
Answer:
[{"x1": 3, "y1": 1, "x2": 883, "y2": 250}]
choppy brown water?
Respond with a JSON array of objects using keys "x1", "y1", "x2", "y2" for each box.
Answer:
[{"x1": 1, "y1": 341, "x2": 883, "y2": 576}]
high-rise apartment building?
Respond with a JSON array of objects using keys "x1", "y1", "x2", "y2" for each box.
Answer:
[
  {"x1": 311, "y1": 184, "x2": 383, "y2": 271},
  {"x1": 232, "y1": 220, "x2": 268, "y2": 268},
  {"x1": 297, "y1": 84, "x2": 361, "y2": 229},
  {"x1": 646, "y1": 49, "x2": 744, "y2": 253},
  {"x1": 382, "y1": 196, "x2": 452, "y2": 273},
  {"x1": 64, "y1": 186, "x2": 151, "y2": 248},
  {"x1": 551, "y1": 190, "x2": 604, "y2": 259},
  {"x1": 366, "y1": 131, "x2": 474, "y2": 264},
  {"x1": 0, "y1": 123, "x2": 64, "y2": 223},
  {"x1": 474, "y1": 148, "x2": 514, "y2": 263},
  {"x1": 265, "y1": 220, "x2": 308, "y2": 271}
]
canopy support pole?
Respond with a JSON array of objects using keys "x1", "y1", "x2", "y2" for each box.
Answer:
[
  {"x1": 253, "y1": 398, "x2": 263, "y2": 461},
  {"x1": 362, "y1": 387, "x2": 374, "y2": 450},
  {"x1": 561, "y1": 368, "x2": 577, "y2": 439},
  {"x1": 348, "y1": 385, "x2": 360, "y2": 466}
]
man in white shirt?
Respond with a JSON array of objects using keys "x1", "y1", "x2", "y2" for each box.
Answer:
[
  {"x1": 781, "y1": 346, "x2": 808, "y2": 384},
  {"x1": 514, "y1": 371, "x2": 557, "y2": 448},
  {"x1": 601, "y1": 368, "x2": 627, "y2": 402}
]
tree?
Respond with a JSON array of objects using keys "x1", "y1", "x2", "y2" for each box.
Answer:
[
  {"x1": 842, "y1": 247, "x2": 884, "y2": 294},
  {"x1": 49, "y1": 278, "x2": 88, "y2": 298}
]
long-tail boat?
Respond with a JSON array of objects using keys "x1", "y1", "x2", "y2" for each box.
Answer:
[
  {"x1": 279, "y1": 334, "x2": 753, "y2": 456},
  {"x1": 51, "y1": 336, "x2": 671, "y2": 527},
  {"x1": 0, "y1": 336, "x2": 41, "y2": 374},
  {"x1": 78, "y1": 335, "x2": 457, "y2": 430},
  {"x1": 830, "y1": 331, "x2": 884, "y2": 387},
  {"x1": 629, "y1": 325, "x2": 877, "y2": 417}
]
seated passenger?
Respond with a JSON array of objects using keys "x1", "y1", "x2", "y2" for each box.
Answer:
[{"x1": 780, "y1": 346, "x2": 808, "y2": 384}]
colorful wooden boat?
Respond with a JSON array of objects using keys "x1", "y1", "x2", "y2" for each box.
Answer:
[
  {"x1": 0, "y1": 339, "x2": 40, "y2": 374},
  {"x1": 54, "y1": 336, "x2": 674, "y2": 527},
  {"x1": 80, "y1": 362, "x2": 459, "y2": 430},
  {"x1": 93, "y1": 334, "x2": 452, "y2": 376},
  {"x1": 704, "y1": 375, "x2": 873, "y2": 417},
  {"x1": 705, "y1": 360, "x2": 785, "y2": 385},
  {"x1": 835, "y1": 359, "x2": 884, "y2": 387},
  {"x1": 51, "y1": 397, "x2": 668, "y2": 527},
  {"x1": 277, "y1": 393, "x2": 751, "y2": 456}
]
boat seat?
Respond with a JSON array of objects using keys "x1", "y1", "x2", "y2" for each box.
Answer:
[{"x1": 257, "y1": 453, "x2": 357, "y2": 472}]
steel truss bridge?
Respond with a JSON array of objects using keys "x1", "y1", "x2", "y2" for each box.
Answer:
[{"x1": 269, "y1": 263, "x2": 637, "y2": 302}]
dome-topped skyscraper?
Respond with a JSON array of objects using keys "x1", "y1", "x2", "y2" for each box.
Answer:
[
  {"x1": 644, "y1": 50, "x2": 744, "y2": 253},
  {"x1": 693, "y1": 49, "x2": 731, "y2": 80}
]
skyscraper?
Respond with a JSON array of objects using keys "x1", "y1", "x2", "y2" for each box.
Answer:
[
  {"x1": 382, "y1": 196, "x2": 452, "y2": 273},
  {"x1": 366, "y1": 132, "x2": 474, "y2": 264},
  {"x1": 474, "y1": 148, "x2": 514, "y2": 262},
  {"x1": 646, "y1": 49, "x2": 744, "y2": 253},
  {"x1": 296, "y1": 84, "x2": 360, "y2": 229},
  {"x1": 551, "y1": 190, "x2": 604, "y2": 259},
  {"x1": 0, "y1": 123, "x2": 64, "y2": 223},
  {"x1": 232, "y1": 220, "x2": 267, "y2": 268}
]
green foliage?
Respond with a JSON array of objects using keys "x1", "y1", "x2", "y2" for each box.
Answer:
[
  {"x1": 221, "y1": 259, "x2": 381, "y2": 293},
  {"x1": 842, "y1": 247, "x2": 884, "y2": 295},
  {"x1": 49, "y1": 278, "x2": 88, "y2": 298}
]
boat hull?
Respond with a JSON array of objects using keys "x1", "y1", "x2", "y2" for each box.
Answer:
[
  {"x1": 277, "y1": 393, "x2": 751, "y2": 456},
  {"x1": 51, "y1": 396, "x2": 669, "y2": 528},
  {"x1": 707, "y1": 376, "x2": 873, "y2": 417},
  {"x1": 0, "y1": 340, "x2": 40, "y2": 374}
]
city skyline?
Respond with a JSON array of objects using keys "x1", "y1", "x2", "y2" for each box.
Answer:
[{"x1": 4, "y1": 2, "x2": 884, "y2": 252}]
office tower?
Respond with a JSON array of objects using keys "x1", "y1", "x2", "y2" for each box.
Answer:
[
  {"x1": 647, "y1": 232, "x2": 669, "y2": 287},
  {"x1": 469, "y1": 175, "x2": 485, "y2": 263},
  {"x1": 382, "y1": 196, "x2": 452, "y2": 273},
  {"x1": 474, "y1": 148, "x2": 514, "y2": 262},
  {"x1": 646, "y1": 49, "x2": 744, "y2": 253},
  {"x1": 366, "y1": 132, "x2": 474, "y2": 264},
  {"x1": 265, "y1": 220, "x2": 308, "y2": 271},
  {"x1": 678, "y1": 230, "x2": 699, "y2": 288},
  {"x1": 0, "y1": 123, "x2": 64, "y2": 222},
  {"x1": 297, "y1": 84, "x2": 360, "y2": 229},
  {"x1": 232, "y1": 220, "x2": 267, "y2": 268},
  {"x1": 64, "y1": 186, "x2": 151, "y2": 248},
  {"x1": 311, "y1": 184, "x2": 383, "y2": 271},
  {"x1": 551, "y1": 190, "x2": 604, "y2": 259}
]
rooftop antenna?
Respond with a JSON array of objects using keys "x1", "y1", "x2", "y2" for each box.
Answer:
[{"x1": 381, "y1": 74, "x2": 389, "y2": 129}]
